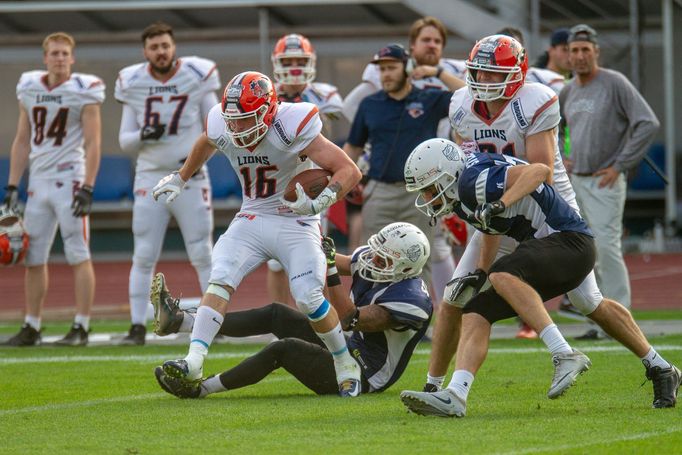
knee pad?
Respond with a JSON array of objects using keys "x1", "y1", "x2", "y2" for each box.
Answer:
[
  {"x1": 267, "y1": 259, "x2": 284, "y2": 272},
  {"x1": 567, "y1": 272, "x2": 603, "y2": 315},
  {"x1": 295, "y1": 288, "x2": 329, "y2": 322}
]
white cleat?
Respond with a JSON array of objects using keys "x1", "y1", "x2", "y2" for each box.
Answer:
[
  {"x1": 400, "y1": 388, "x2": 466, "y2": 417},
  {"x1": 548, "y1": 349, "x2": 591, "y2": 399}
]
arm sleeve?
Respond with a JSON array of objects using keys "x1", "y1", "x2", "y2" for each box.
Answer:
[
  {"x1": 346, "y1": 100, "x2": 369, "y2": 147},
  {"x1": 342, "y1": 82, "x2": 379, "y2": 122},
  {"x1": 118, "y1": 104, "x2": 143, "y2": 154},
  {"x1": 613, "y1": 75, "x2": 660, "y2": 171}
]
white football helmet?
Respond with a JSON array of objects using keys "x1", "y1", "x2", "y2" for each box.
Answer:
[
  {"x1": 404, "y1": 138, "x2": 467, "y2": 217},
  {"x1": 0, "y1": 207, "x2": 29, "y2": 266},
  {"x1": 357, "y1": 222, "x2": 430, "y2": 282}
]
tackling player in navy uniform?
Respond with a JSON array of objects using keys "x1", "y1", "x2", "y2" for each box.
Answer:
[{"x1": 152, "y1": 222, "x2": 432, "y2": 397}]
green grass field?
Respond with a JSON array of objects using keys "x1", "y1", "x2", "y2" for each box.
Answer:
[{"x1": 2, "y1": 330, "x2": 681, "y2": 454}]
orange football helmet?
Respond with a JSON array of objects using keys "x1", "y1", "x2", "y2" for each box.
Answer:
[
  {"x1": 465, "y1": 34, "x2": 528, "y2": 101},
  {"x1": 0, "y1": 207, "x2": 29, "y2": 266},
  {"x1": 271, "y1": 34, "x2": 316, "y2": 85}
]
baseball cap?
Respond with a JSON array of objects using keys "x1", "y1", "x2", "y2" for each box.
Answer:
[
  {"x1": 568, "y1": 24, "x2": 598, "y2": 45},
  {"x1": 550, "y1": 28, "x2": 569, "y2": 46},
  {"x1": 371, "y1": 43, "x2": 409, "y2": 64}
]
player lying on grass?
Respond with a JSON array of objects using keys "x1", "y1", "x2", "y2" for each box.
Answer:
[
  {"x1": 400, "y1": 140, "x2": 681, "y2": 417},
  {"x1": 152, "y1": 222, "x2": 433, "y2": 398}
]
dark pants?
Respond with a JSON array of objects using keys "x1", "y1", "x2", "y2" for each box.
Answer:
[
  {"x1": 216, "y1": 303, "x2": 338, "y2": 395},
  {"x1": 463, "y1": 232, "x2": 596, "y2": 324}
]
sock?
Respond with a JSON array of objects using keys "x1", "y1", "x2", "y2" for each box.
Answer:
[
  {"x1": 539, "y1": 323, "x2": 572, "y2": 355},
  {"x1": 185, "y1": 306, "x2": 224, "y2": 370},
  {"x1": 25, "y1": 315, "x2": 41, "y2": 331},
  {"x1": 641, "y1": 347, "x2": 672, "y2": 370},
  {"x1": 316, "y1": 322, "x2": 358, "y2": 382},
  {"x1": 199, "y1": 374, "x2": 227, "y2": 397},
  {"x1": 74, "y1": 314, "x2": 90, "y2": 331},
  {"x1": 447, "y1": 369, "x2": 475, "y2": 401},
  {"x1": 426, "y1": 373, "x2": 445, "y2": 390},
  {"x1": 178, "y1": 311, "x2": 195, "y2": 333}
]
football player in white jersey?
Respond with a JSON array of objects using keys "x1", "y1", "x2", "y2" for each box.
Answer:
[
  {"x1": 414, "y1": 35, "x2": 680, "y2": 410},
  {"x1": 152, "y1": 71, "x2": 364, "y2": 396},
  {"x1": 2, "y1": 32, "x2": 104, "y2": 347},
  {"x1": 266, "y1": 33, "x2": 344, "y2": 306},
  {"x1": 115, "y1": 22, "x2": 221, "y2": 345},
  {"x1": 343, "y1": 16, "x2": 466, "y2": 306}
]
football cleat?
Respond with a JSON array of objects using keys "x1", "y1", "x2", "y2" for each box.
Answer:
[
  {"x1": 54, "y1": 323, "x2": 89, "y2": 347},
  {"x1": 548, "y1": 349, "x2": 591, "y2": 399},
  {"x1": 162, "y1": 358, "x2": 203, "y2": 382},
  {"x1": 338, "y1": 378, "x2": 361, "y2": 398},
  {"x1": 3, "y1": 323, "x2": 41, "y2": 347},
  {"x1": 118, "y1": 324, "x2": 146, "y2": 346},
  {"x1": 154, "y1": 366, "x2": 203, "y2": 399},
  {"x1": 646, "y1": 365, "x2": 681, "y2": 409},
  {"x1": 422, "y1": 383, "x2": 440, "y2": 393},
  {"x1": 515, "y1": 322, "x2": 538, "y2": 339},
  {"x1": 150, "y1": 273, "x2": 183, "y2": 336},
  {"x1": 575, "y1": 328, "x2": 610, "y2": 341},
  {"x1": 400, "y1": 389, "x2": 466, "y2": 417}
]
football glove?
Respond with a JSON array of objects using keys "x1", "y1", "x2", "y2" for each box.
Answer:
[
  {"x1": 153, "y1": 172, "x2": 186, "y2": 204},
  {"x1": 2, "y1": 185, "x2": 19, "y2": 212},
  {"x1": 441, "y1": 214, "x2": 468, "y2": 246},
  {"x1": 321, "y1": 236, "x2": 337, "y2": 268},
  {"x1": 474, "y1": 200, "x2": 505, "y2": 230},
  {"x1": 443, "y1": 269, "x2": 487, "y2": 308},
  {"x1": 140, "y1": 124, "x2": 166, "y2": 141},
  {"x1": 282, "y1": 183, "x2": 337, "y2": 216},
  {"x1": 71, "y1": 185, "x2": 94, "y2": 217}
]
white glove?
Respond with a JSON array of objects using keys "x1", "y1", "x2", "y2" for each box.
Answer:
[
  {"x1": 282, "y1": 183, "x2": 337, "y2": 216},
  {"x1": 152, "y1": 172, "x2": 186, "y2": 204}
]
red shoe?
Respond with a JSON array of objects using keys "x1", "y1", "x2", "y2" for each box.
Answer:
[{"x1": 516, "y1": 323, "x2": 538, "y2": 339}]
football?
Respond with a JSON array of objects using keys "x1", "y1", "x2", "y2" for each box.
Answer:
[{"x1": 283, "y1": 169, "x2": 332, "y2": 202}]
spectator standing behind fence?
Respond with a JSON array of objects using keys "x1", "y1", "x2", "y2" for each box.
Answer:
[
  {"x1": 560, "y1": 24, "x2": 660, "y2": 316},
  {"x1": 115, "y1": 22, "x2": 221, "y2": 345},
  {"x1": 343, "y1": 43, "x2": 461, "y2": 286},
  {"x1": 2, "y1": 32, "x2": 104, "y2": 347}
]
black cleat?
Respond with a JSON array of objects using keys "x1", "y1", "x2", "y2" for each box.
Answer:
[
  {"x1": 118, "y1": 324, "x2": 146, "y2": 346},
  {"x1": 54, "y1": 323, "x2": 89, "y2": 346},
  {"x1": 646, "y1": 365, "x2": 681, "y2": 408},
  {"x1": 154, "y1": 366, "x2": 202, "y2": 399},
  {"x1": 150, "y1": 273, "x2": 183, "y2": 336},
  {"x1": 423, "y1": 383, "x2": 440, "y2": 393},
  {"x1": 162, "y1": 358, "x2": 203, "y2": 381},
  {"x1": 3, "y1": 323, "x2": 41, "y2": 346}
]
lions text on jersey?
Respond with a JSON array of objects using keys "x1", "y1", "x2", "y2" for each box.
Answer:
[
  {"x1": 17, "y1": 71, "x2": 105, "y2": 179},
  {"x1": 115, "y1": 56, "x2": 220, "y2": 173},
  {"x1": 348, "y1": 247, "x2": 433, "y2": 392},
  {"x1": 449, "y1": 81, "x2": 577, "y2": 211},
  {"x1": 454, "y1": 153, "x2": 592, "y2": 242}
]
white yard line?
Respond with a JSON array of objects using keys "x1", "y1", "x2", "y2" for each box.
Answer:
[{"x1": 0, "y1": 393, "x2": 165, "y2": 416}]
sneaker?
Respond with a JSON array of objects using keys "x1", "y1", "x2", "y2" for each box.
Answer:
[
  {"x1": 154, "y1": 366, "x2": 203, "y2": 399},
  {"x1": 118, "y1": 324, "x2": 146, "y2": 346},
  {"x1": 548, "y1": 349, "x2": 591, "y2": 399},
  {"x1": 557, "y1": 296, "x2": 587, "y2": 322},
  {"x1": 150, "y1": 273, "x2": 183, "y2": 336},
  {"x1": 400, "y1": 389, "x2": 466, "y2": 417},
  {"x1": 338, "y1": 378, "x2": 361, "y2": 397},
  {"x1": 646, "y1": 365, "x2": 681, "y2": 408},
  {"x1": 575, "y1": 328, "x2": 610, "y2": 341},
  {"x1": 162, "y1": 358, "x2": 203, "y2": 382},
  {"x1": 54, "y1": 323, "x2": 89, "y2": 346},
  {"x1": 516, "y1": 322, "x2": 538, "y2": 339},
  {"x1": 423, "y1": 383, "x2": 440, "y2": 393},
  {"x1": 3, "y1": 323, "x2": 41, "y2": 347}
]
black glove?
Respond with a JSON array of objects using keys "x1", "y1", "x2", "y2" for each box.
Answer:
[
  {"x1": 3, "y1": 185, "x2": 19, "y2": 212},
  {"x1": 72, "y1": 185, "x2": 94, "y2": 217},
  {"x1": 321, "y1": 236, "x2": 337, "y2": 268},
  {"x1": 140, "y1": 124, "x2": 166, "y2": 141},
  {"x1": 443, "y1": 268, "x2": 488, "y2": 306},
  {"x1": 474, "y1": 200, "x2": 506, "y2": 230}
]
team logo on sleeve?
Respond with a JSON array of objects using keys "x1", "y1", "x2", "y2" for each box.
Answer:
[
  {"x1": 511, "y1": 99, "x2": 528, "y2": 129},
  {"x1": 406, "y1": 102, "x2": 424, "y2": 119},
  {"x1": 451, "y1": 107, "x2": 465, "y2": 126},
  {"x1": 272, "y1": 119, "x2": 292, "y2": 146}
]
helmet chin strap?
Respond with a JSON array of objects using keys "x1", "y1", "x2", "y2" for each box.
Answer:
[{"x1": 429, "y1": 216, "x2": 437, "y2": 227}]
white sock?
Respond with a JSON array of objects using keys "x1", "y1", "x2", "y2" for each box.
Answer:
[
  {"x1": 641, "y1": 347, "x2": 671, "y2": 370},
  {"x1": 316, "y1": 322, "x2": 358, "y2": 381},
  {"x1": 200, "y1": 375, "x2": 227, "y2": 397},
  {"x1": 431, "y1": 256, "x2": 456, "y2": 304},
  {"x1": 129, "y1": 264, "x2": 153, "y2": 325},
  {"x1": 74, "y1": 314, "x2": 90, "y2": 331},
  {"x1": 185, "y1": 306, "x2": 224, "y2": 370},
  {"x1": 25, "y1": 315, "x2": 41, "y2": 331},
  {"x1": 178, "y1": 311, "x2": 195, "y2": 333},
  {"x1": 426, "y1": 373, "x2": 445, "y2": 390},
  {"x1": 539, "y1": 323, "x2": 572, "y2": 355},
  {"x1": 447, "y1": 369, "x2": 475, "y2": 401}
]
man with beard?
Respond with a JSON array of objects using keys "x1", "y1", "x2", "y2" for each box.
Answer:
[
  {"x1": 115, "y1": 22, "x2": 221, "y2": 345},
  {"x1": 343, "y1": 43, "x2": 461, "y2": 286}
]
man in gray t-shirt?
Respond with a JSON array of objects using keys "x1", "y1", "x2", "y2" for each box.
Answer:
[{"x1": 560, "y1": 24, "x2": 659, "y2": 310}]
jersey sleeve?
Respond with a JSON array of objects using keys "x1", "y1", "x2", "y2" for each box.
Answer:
[
  {"x1": 441, "y1": 58, "x2": 467, "y2": 79},
  {"x1": 16, "y1": 71, "x2": 39, "y2": 102},
  {"x1": 205, "y1": 103, "x2": 228, "y2": 147},
  {"x1": 184, "y1": 56, "x2": 221, "y2": 93},
  {"x1": 114, "y1": 64, "x2": 141, "y2": 104},
  {"x1": 287, "y1": 103, "x2": 322, "y2": 154},
  {"x1": 314, "y1": 83, "x2": 344, "y2": 116},
  {"x1": 74, "y1": 73, "x2": 106, "y2": 104},
  {"x1": 376, "y1": 282, "x2": 431, "y2": 330},
  {"x1": 349, "y1": 246, "x2": 369, "y2": 276},
  {"x1": 526, "y1": 86, "x2": 560, "y2": 136},
  {"x1": 458, "y1": 158, "x2": 508, "y2": 210},
  {"x1": 361, "y1": 63, "x2": 381, "y2": 90}
]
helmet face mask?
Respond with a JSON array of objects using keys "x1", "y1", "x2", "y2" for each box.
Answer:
[
  {"x1": 0, "y1": 207, "x2": 29, "y2": 266},
  {"x1": 357, "y1": 222, "x2": 430, "y2": 283},
  {"x1": 272, "y1": 34, "x2": 316, "y2": 85},
  {"x1": 404, "y1": 138, "x2": 467, "y2": 218},
  {"x1": 465, "y1": 34, "x2": 528, "y2": 102},
  {"x1": 221, "y1": 72, "x2": 278, "y2": 148}
]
